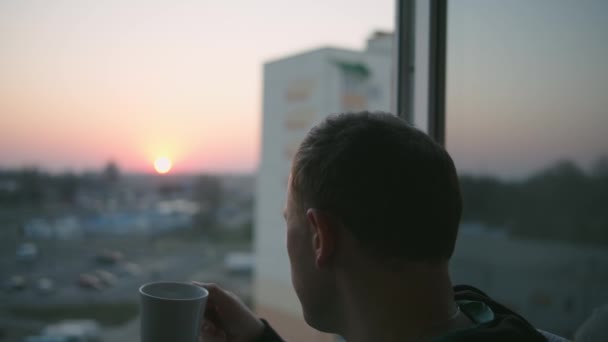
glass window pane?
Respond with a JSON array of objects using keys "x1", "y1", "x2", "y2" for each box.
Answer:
[
  {"x1": 0, "y1": 1, "x2": 393, "y2": 341},
  {"x1": 446, "y1": 0, "x2": 608, "y2": 338}
]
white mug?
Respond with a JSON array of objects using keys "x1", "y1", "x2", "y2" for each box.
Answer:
[{"x1": 139, "y1": 281, "x2": 208, "y2": 342}]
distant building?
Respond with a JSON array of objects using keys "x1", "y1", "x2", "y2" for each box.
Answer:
[
  {"x1": 254, "y1": 32, "x2": 393, "y2": 342},
  {"x1": 24, "y1": 217, "x2": 82, "y2": 240}
]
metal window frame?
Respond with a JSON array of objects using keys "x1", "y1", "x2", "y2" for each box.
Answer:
[
  {"x1": 394, "y1": 0, "x2": 448, "y2": 146},
  {"x1": 393, "y1": 0, "x2": 415, "y2": 124}
]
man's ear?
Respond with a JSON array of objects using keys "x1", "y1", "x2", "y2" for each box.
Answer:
[{"x1": 306, "y1": 208, "x2": 337, "y2": 269}]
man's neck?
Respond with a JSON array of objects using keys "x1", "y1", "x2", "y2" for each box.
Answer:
[{"x1": 335, "y1": 262, "x2": 464, "y2": 342}]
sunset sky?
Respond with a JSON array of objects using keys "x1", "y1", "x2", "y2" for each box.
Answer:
[
  {"x1": 0, "y1": 0, "x2": 393, "y2": 173},
  {"x1": 0, "y1": 0, "x2": 606, "y2": 177}
]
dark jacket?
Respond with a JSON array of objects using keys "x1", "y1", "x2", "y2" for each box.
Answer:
[
  {"x1": 256, "y1": 285, "x2": 548, "y2": 342},
  {"x1": 435, "y1": 285, "x2": 548, "y2": 341}
]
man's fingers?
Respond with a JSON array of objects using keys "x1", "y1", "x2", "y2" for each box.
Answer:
[
  {"x1": 192, "y1": 281, "x2": 231, "y2": 329},
  {"x1": 192, "y1": 281, "x2": 221, "y2": 297},
  {"x1": 204, "y1": 303, "x2": 225, "y2": 330},
  {"x1": 202, "y1": 320, "x2": 218, "y2": 334},
  {"x1": 201, "y1": 329, "x2": 227, "y2": 342},
  {"x1": 201, "y1": 321, "x2": 227, "y2": 342},
  {"x1": 192, "y1": 281, "x2": 233, "y2": 307}
]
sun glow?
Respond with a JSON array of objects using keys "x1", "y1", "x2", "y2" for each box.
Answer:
[{"x1": 154, "y1": 157, "x2": 172, "y2": 174}]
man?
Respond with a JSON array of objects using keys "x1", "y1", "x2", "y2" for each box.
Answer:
[{"x1": 195, "y1": 112, "x2": 556, "y2": 341}]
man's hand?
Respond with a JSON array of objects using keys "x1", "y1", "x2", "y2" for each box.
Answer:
[{"x1": 193, "y1": 282, "x2": 265, "y2": 342}]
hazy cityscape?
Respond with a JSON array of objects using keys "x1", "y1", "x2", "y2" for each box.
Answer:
[
  {"x1": 2, "y1": 1, "x2": 608, "y2": 341},
  {"x1": 2, "y1": 156, "x2": 608, "y2": 340},
  {"x1": 0, "y1": 164, "x2": 255, "y2": 341}
]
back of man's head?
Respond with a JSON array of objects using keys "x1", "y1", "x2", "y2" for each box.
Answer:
[{"x1": 291, "y1": 111, "x2": 462, "y2": 262}]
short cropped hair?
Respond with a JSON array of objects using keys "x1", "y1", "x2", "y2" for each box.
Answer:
[{"x1": 291, "y1": 112, "x2": 462, "y2": 262}]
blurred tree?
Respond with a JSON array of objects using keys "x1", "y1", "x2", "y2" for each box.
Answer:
[
  {"x1": 102, "y1": 161, "x2": 121, "y2": 184},
  {"x1": 459, "y1": 175, "x2": 512, "y2": 227},
  {"x1": 158, "y1": 183, "x2": 183, "y2": 198},
  {"x1": 100, "y1": 161, "x2": 122, "y2": 211},
  {"x1": 56, "y1": 173, "x2": 80, "y2": 204},
  {"x1": 18, "y1": 168, "x2": 45, "y2": 206},
  {"x1": 459, "y1": 157, "x2": 608, "y2": 246},
  {"x1": 592, "y1": 156, "x2": 608, "y2": 178}
]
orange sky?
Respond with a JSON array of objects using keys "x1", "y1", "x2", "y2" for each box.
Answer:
[{"x1": 0, "y1": 0, "x2": 393, "y2": 174}]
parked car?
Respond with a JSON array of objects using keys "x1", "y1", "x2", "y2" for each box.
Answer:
[
  {"x1": 93, "y1": 270, "x2": 117, "y2": 287},
  {"x1": 16, "y1": 242, "x2": 38, "y2": 262},
  {"x1": 94, "y1": 249, "x2": 123, "y2": 265},
  {"x1": 36, "y1": 277, "x2": 55, "y2": 295},
  {"x1": 6, "y1": 275, "x2": 27, "y2": 292},
  {"x1": 78, "y1": 274, "x2": 103, "y2": 291},
  {"x1": 119, "y1": 262, "x2": 142, "y2": 277}
]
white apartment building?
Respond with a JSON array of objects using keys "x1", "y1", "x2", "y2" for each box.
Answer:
[{"x1": 254, "y1": 32, "x2": 393, "y2": 341}]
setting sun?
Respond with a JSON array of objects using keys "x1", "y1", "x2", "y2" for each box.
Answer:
[{"x1": 154, "y1": 157, "x2": 172, "y2": 174}]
